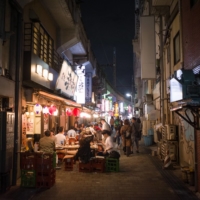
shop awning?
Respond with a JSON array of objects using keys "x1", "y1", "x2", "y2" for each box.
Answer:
[{"x1": 37, "y1": 91, "x2": 82, "y2": 108}]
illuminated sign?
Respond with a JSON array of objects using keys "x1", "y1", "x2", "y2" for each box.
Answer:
[
  {"x1": 55, "y1": 60, "x2": 78, "y2": 97},
  {"x1": 85, "y1": 72, "x2": 92, "y2": 103},
  {"x1": 114, "y1": 102, "x2": 119, "y2": 116},
  {"x1": 119, "y1": 102, "x2": 124, "y2": 113},
  {"x1": 105, "y1": 99, "x2": 110, "y2": 112},
  {"x1": 76, "y1": 65, "x2": 85, "y2": 104}
]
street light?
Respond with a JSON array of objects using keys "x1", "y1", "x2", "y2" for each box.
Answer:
[{"x1": 126, "y1": 93, "x2": 133, "y2": 115}]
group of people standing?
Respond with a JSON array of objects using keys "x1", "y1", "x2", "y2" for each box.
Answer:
[{"x1": 100, "y1": 116, "x2": 142, "y2": 157}]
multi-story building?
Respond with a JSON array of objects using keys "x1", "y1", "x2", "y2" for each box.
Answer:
[{"x1": 133, "y1": 0, "x2": 200, "y2": 191}]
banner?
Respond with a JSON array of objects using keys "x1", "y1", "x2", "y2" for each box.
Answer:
[
  {"x1": 85, "y1": 72, "x2": 92, "y2": 103},
  {"x1": 56, "y1": 60, "x2": 78, "y2": 97},
  {"x1": 76, "y1": 65, "x2": 85, "y2": 104}
]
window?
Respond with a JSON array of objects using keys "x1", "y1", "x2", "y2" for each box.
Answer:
[
  {"x1": 173, "y1": 32, "x2": 180, "y2": 65},
  {"x1": 190, "y1": 0, "x2": 198, "y2": 8}
]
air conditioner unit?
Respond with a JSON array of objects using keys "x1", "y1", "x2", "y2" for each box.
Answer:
[
  {"x1": 145, "y1": 94, "x2": 153, "y2": 105},
  {"x1": 166, "y1": 124, "x2": 177, "y2": 141}
]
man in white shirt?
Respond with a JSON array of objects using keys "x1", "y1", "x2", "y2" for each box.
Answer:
[
  {"x1": 97, "y1": 130, "x2": 113, "y2": 156},
  {"x1": 67, "y1": 126, "x2": 77, "y2": 137},
  {"x1": 55, "y1": 126, "x2": 66, "y2": 146}
]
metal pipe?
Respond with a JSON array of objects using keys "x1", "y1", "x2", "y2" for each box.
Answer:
[{"x1": 160, "y1": 15, "x2": 164, "y2": 126}]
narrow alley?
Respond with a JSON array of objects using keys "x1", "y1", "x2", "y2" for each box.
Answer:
[{"x1": 0, "y1": 141, "x2": 198, "y2": 200}]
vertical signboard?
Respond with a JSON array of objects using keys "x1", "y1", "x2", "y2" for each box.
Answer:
[
  {"x1": 76, "y1": 66, "x2": 85, "y2": 104},
  {"x1": 56, "y1": 60, "x2": 78, "y2": 97},
  {"x1": 85, "y1": 72, "x2": 92, "y2": 103}
]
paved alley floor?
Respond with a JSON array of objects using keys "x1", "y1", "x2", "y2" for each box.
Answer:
[{"x1": 0, "y1": 144, "x2": 199, "y2": 200}]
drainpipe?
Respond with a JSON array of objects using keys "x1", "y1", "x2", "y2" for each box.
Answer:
[
  {"x1": 12, "y1": 5, "x2": 22, "y2": 185},
  {"x1": 160, "y1": 15, "x2": 164, "y2": 126}
]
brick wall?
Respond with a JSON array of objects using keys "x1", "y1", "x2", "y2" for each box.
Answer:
[{"x1": 181, "y1": 1, "x2": 200, "y2": 69}]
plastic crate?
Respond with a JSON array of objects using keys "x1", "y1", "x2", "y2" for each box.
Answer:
[
  {"x1": 144, "y1": 135, "x2": 153, "y2": 146},
  {"x1": 36, "y1": 177, "x2": 55, "y2": 188},
  {"x1": 91, "y1": 158, "x2": 105, "y2": 173},
  {"x1": 36, "y1": 153, "x2": 54, "y2": 171},
  {"x1": 20, "y1": 152, "x2": 36, "y2": 170},
  {"x1": 106, "y1": 158, "x2": 119, "y2": 172},
  {"x1": 79, "y1": 162, "x2": 92, "y2": 172},
  {"x1": 36, "y1": 168, "x2": 55, "y2": 188},
  {"x1": 21, "y1": 170, "x2": 36, "y2": 188},
  {"x1": 63, "y1": 155, "x2": 74, "y2": 171}
]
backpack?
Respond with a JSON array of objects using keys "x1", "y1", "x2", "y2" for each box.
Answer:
[
  {"x1": 108, "y1": 150, "x2": 120, "y2": 159},
  {"x1": 125, "y1": 131, "x2": 131, "y2": 139}
]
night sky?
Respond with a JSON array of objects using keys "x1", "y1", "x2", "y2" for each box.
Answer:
[{"x1": 80, "y1": 0, "x2": 135, "y2": 96}]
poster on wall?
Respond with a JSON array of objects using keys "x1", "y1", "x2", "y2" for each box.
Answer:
[
  {"x1": 26, "y1": 115, "x2": 34, "y2": 134},
  {"x1": 85, "y1": 72, "x2": 92, "y2": 103},
  {"x1": 56, "y1": 60, "x2": 78, "y2": 97},
  {"x1": 22, "y1": 114, "x2": 27, "y2": 146}
]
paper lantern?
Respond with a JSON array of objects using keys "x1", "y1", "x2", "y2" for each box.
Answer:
[
  {"x1": 66, "y1": 108, "x2": 72, "y2": 116},
  {"x1": 49, "y1": 105, "x2": 56, "y2": 115},
  {"x1": 34, "y1": 104, "x2": 42, "y2": 114},
  {"x1": 43, "y1": 106, "x2": 49, "y2": 114},
  {"x1": 72, "y1": 108, "x2": 80, "y2": 116},
  {"x1": 53, "y1": 108, "x2": 58, "y2": 116}
]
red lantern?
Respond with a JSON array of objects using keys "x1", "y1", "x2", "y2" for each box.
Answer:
[
  {"x1": 66, "y1": 108, "x2": 72, "y2": 116},
  {"x1": 72, "y1": 108, "x2": 80, "y2": 116},
  {"x1": 49, "y1": 105, "x2": 56, "y2": 115}
]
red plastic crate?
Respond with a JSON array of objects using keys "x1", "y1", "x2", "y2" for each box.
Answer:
[
  {"x1": 36, "y1": 177, "x2": 55, "y2": 188},
  {"x1": 20, "y1": 152, "x2": 36, "y2": 170},
  {"x1": 63, "y1": 156, "x2": 74, "y2": 171},
  {"x1": 79, "y1": 162, "x2": 92, "y2": 172},
  {"x1": 91, "y1": 158, "x2": 105, "y2": 173}
]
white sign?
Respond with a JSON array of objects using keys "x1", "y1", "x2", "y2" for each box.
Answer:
[
  {"x1": 76, "y1": 66, "x2": 85, "y2": 104},
  {"x1": 85, "y1": 72, "x2": 92, "y2": 103},
  {"x1": 56, "y1": 60, "x2": 78, "y2": 97}
]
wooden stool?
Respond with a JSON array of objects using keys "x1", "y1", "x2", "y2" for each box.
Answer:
[{"x1": 63, "y1": 155, "x2": 74, "y2": 171}]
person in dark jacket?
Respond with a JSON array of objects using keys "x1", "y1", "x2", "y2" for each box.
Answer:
[
  {"x1": 74, "y1": 131, "x2": 94, "y2": 163},
  {"x1": 131, "y1": 117, "x2": 140, "y2": 153}
]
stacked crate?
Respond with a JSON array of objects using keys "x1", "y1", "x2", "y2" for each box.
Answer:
[
  {"x1": 35, "y1": 153, "x2": 55, "y2": 188},
  {"x1": 90, "y1": 158, "x2": 105, "y2": 173},
  {"x1": 20, "y1": 152, "x2": 36, "y2": 187},
  {"x1": 106, "y1": 158, "x2": 119, "y2": 172},
  {"x1": 79, "y1": 162, "x2": 92, "y2": 172},
  {"x1": 63, "y1": 155, "x2": 74, "y2": 171}
]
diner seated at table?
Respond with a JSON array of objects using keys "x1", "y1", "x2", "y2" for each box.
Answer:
[
  {"x1": 67, "y1": 126, "x2": 77, "y2": 137},
  {"x1": 55, "y1": 126, "x2": 66, "y2": 146},
  {"x1": 96, "y1": 130, "x2": 113, "y2": 157}
]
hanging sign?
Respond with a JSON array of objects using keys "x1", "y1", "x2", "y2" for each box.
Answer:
[
  {"x1": 56, "y1": 60, "x2": 78, "y2": 97},
  {"x1": 85, "y1": 72, "x2": 92, "y2": 103},
  {"x1": 76, "y1": 65, "x2": 85, "y2": 104}
]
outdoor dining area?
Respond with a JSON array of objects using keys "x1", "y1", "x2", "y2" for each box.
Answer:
[
  {"x1": 55, "y1": 134, "x2": 120, "y2": 173},
  {"x1": 19, "y1": 129, "x2": 120, "y2": 188}
]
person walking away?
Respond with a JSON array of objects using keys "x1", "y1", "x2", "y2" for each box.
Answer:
[
  {"x1": 114, "y1": 117, "x2": 121, "y2": 145},
  {"x1": 109, "y1": 116, "x2": 114, "y2": 131},
  {"x1": 131, "y1": 117, "x2": 140, "y2": 153},
  {"x1": 120, "y1": 119, "x2": 132, "y2": 156},
  {"x1": 55, "y1": 126, "x2": 66, "y2": 146},
  {"x1": 136, "y1": 118, "x2": 142, "y2": 141}
]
